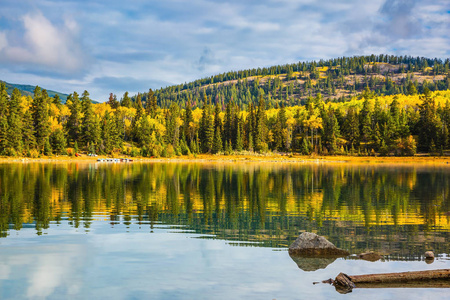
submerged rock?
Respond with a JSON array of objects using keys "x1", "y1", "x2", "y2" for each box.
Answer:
[
  {"x1": 288, "y1": 232, "x2": 349, "y2": 257},
  {"x1": 358, "y1": 252, "x2": 382, "y2": 262}
]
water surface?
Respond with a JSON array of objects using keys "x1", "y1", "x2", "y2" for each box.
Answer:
[{"x1": 0, "y1": 162, "x2": 449, "y2": 299}]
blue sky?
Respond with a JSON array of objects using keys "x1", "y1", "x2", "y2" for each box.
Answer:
[{"x1": 0, "y1": 0, "x2": 449, "y2": 101}]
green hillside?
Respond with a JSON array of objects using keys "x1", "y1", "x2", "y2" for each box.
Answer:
[
  {"x1": 134, "y1": 55, "x2": 450, "y2": 109},
  {"x1": 1, "y1": 81, "x2": 69, "y2": 103}
]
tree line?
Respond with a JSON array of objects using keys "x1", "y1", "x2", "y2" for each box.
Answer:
[{"x1": 1, "y1": 80, "x2": 450, "y2": 157}]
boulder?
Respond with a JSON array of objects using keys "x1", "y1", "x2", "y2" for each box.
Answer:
[
  {"x1": 425, "y1": 251, "x2": 434, "y2": 259},
  {"x1": 358, "y1": 252, "x2": 382, "y2": 262},
  {"x1": 288, "y1": 232, "x2": 349, "y2": 257}
]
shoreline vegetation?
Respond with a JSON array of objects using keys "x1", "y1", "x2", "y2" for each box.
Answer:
[{"x1": 2, "y1": 153, "x2": 450, "y2": 165}]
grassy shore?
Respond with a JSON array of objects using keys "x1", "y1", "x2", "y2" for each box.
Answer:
[{"x1": 1, "y1": 153, "x2": 450, "y2": 165}]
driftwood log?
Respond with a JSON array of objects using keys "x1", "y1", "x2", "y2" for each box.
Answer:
[{"x1": 333, "y1": 269, "x2": 450, "y2": 291}]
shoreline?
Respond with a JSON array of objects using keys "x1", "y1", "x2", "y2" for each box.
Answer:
[{"x1": 1, "y1": 153, "x2": 450, "y2": 165}]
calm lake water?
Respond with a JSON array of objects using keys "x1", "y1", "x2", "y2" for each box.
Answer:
[{"x1": 0, "y1": 161, "x2": 449, "y2": 299}]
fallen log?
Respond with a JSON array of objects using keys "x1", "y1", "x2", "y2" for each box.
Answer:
[{"x1": 333, "y1": 269, "x2": 450, "y2": 291}]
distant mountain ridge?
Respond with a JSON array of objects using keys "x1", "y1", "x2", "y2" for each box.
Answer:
[{"x1": 1, "y1": 80, "x2": 69, "y2": 103}]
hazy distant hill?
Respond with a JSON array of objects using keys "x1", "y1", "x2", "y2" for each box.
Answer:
[{"x1": 1, "y1": 80, "x2": 69, "y2": 103}]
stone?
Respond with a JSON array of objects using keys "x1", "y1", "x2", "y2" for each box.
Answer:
[
  {"x1": 358, "y1": 252, "x2": 382, "y2": 262},
  {"x1": 424, "y1": 251, "x2": 434, "y2": 259},
  {"x1": 288, "y1": 232, "x2": 349, "y2": 257}
]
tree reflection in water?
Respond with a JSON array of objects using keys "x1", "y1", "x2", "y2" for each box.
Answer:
[{"x1": 0, "y1": 162, "x2": 449, "y2": 259}]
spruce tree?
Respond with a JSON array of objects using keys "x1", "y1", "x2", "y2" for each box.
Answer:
[
  {"x1": 50, "y1": 128, "x2": 67, "y2": 155},
  {"x1": 183, "y1": 100, "x2": 194, "y2": 147},
  {"x1": 81, "y1": 91, "x2": 99, "y2": 150},
  {"x1": 0, "y1": 82, "x2": 9, "y2": 154},
  {"x1": 7, "y1": 88, "x2": 23, "y2": 154},
  {"x1": 235, "y1": 118, "x2": 243, "y2": 152},
  {"x1": 31, "y1": 87, "x2": 51, "y2": 152},
  {"x1": 22, "y1": 109, "x2": 36, "y2": 153},
  {"x1": 199, "y1": 101, "x2": 214, "y2": 153},
  {"x1": 120, "y1": 91, "x2": 132, "y2": 108},
  {"x1": 418, "y1": 88, "x2": 438, "y2": 151},
  {"x1": 146, "y1": 89, "x2": 158, "y2": 118},
  {"x1": 67, "y1": 92, "x2": 82, "y2": 145}
]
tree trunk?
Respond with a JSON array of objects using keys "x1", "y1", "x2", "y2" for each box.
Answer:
[{"x1": 334, "y1": 269, "x2": 450, "y2": 290}]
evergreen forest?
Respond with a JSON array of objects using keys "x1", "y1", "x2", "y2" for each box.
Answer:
[{"x1": 1, "y1": 55, "x2": 450, "y2": 158}]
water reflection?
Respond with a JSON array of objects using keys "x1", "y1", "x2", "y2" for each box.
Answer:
[{"x1": 1, "y1": 162, "x2": 449, "y2": 258}]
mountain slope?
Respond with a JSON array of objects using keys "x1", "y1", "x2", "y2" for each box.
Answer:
[
  {"x1": 136, "y1": 55, "x2": 450, "y2": 109},
  {"x1": 1, "y1": 81, "x2": 69, "y2": 103}
]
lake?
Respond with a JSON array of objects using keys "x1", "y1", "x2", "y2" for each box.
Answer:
[{"x1": 0, "y1": 161, "x2": 449, "y2": 299}]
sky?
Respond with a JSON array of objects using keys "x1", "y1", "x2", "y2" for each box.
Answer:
[{"x1": 0, "y1": 0, "x2": 449, "y2": 102}]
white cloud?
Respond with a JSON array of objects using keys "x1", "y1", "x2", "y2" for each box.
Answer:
[{"x1": 0, "y1": 10, "x2": 87, "y2": 74}]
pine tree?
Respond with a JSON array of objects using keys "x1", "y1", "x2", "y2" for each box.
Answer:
[
  {"x1": 132, "y1": 94, "x2": 145, "y2": 142},
  {"x1": 22, "y1": 108, "x2": 36, "y2": 152},
  {"x1": 255, "y1": 95, "x2": 267, "y2": 152},
  {"x1": 418, "y1": 88, "x2": 438, "y2": 151},
  {"x1": 7, "y1": 88, "x2": 23, "y2": 154},
  {"x1": 235, "y1": 118, "x2": 243, "y2": 152},
  {"x1": 67, "y1": 92, "x2": 82, "y2": 145},
  {"x1": 165, "y1": 102, "x2": 180, "y2": 149},
  {"x1": 183, "y1": 100, "x2": 195, "y2": 147},
  {"x1": 212, "y1": 126, "x2": 223, "y2": 154},
  {"x1": 101, "y1": 111, "x2": 118, "y2": 153},
  {"x1": 146, "y1": 89, "x2": 158, "y2": 118},
  {"x1": 343, "y1": 107, "x2": 360, "y2": 147},
  {"x1": 31, "y1": 87, "x2": 51, "y2": 152},
  {"x1": 81, "y1": 90, "x2": 99, "y2": 150},
  {"x1": 50, "y1": 128, "x2": 67, "y2": 155},
  {"x1": 120, "y1": 91, "x2": 132, "y2": 108},
  {"x1": 212, "y1": 103, "x2": 223, "y2": 154},
  {"x1": 199, "y1": 100, "x2": 214, "y2": 153},
  {"x1": 107, "y1": 93, "x2": 119, "y2": 109},
  {"x1": 322, "y1": 108, "x2": 340, "y2": 154},
  {"x1": 0, "y1": 82, "x2": 9, "y2": 154}
]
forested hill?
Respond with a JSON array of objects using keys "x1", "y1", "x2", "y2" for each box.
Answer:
[
  {"x1": 135, "y1": 55, "x2": 450, "y2": 109},
  {"x1": 0, "y1": 81, "x2": 69, "y2": 103}
]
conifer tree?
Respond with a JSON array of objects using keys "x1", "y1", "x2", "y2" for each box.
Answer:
[
  {"x1": 212, "y1": 103, "x2": 223, "y2": 154},
  {"x1": 235, "y1": 117, "x2": 243, "y2": 152},
  {"x1": 120, "y1": 91, "x2": 132, "y2": 108},
  {"x1": 67, "y1": 92, "x2": 82, "y2": 145},
  {"x1": 7, "y1": 88, "x2": 23, "y2": 154},
  {"x1": 81, "y1": 90, "x2": 99, "y2": 150},
  {"x1": 146, "y1": 89, "x2": 158, "y2": 118},
  {"x1": 107, "y1": 93, "x2": 119, "y2": 109},
  {"x1": 31, "y1": 87, "x2": 51, "y2": 152},
  {"x1": 165, "y1": 102, "x2": 180, "y2": 149},
  {"x1": 0, "y1": 82, "x2": 9, "y2": 153},
  {"x1": 132, "y1": 94, "x2": 145, "y2": 141},
  {"x1": 50, "y1": 128, "x2": 67, "y2": 155},
  {"x1": 22, "y1": 108, "x2": 36, "y2": 152},
  {"x1": 199, "y1": 100, "x2": 214, "y2": 153},
  {"x1": 418, "y1": 88, "x2": 438, "y2": 151},
  {"x1": 183, "y1": 100, "x2": 195, "y2": 147}
]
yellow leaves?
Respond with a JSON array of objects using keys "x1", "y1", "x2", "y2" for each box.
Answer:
[
  {"x1": 303, "y1": 115, "x2": 323, "y2": 130},
  {"x1": 48, "y1": 103, "x2": 60, "y2": 117},
  {"x1": 192, "y1": 108, "x2": 203, "y2": 123},
  {"x1": 49, "y1": 116, "x2": 62, "y2": 131},
  {"x1": 94, "y1": 103, "x2": 113, "y2": 116}
]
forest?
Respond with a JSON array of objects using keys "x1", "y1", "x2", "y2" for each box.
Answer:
[{"x1": 1, "y1": 55, "x2": 450, "y2": 158}]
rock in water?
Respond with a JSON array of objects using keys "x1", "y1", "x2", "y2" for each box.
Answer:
[
  {"x1": 288, "y1": 232, "x2": 349, "y2": 257},
  {"x1": 424, "y1": 251, "x2": 434, "y2": 259}
]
